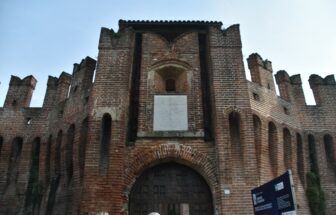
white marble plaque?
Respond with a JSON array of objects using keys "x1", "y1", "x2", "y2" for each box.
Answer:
[{"x1": 153, "y1": 95, "x2": 188, "y2": 131}]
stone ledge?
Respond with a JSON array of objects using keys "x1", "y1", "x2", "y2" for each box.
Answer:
[{"x1": 137, "y1": 131, "x2": 204, "y2": 138}]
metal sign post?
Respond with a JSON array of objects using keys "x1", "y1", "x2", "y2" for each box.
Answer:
[{"x1": 251, "y1": 170, "x2": 297, "y2": 215}]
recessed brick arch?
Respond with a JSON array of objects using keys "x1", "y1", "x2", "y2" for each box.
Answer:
[
  {"x1": 124, "y1": 143, "x2": 218, "y2": 199},
  {"x1": 145, "y1": 32, "x2": 171, "y2": 48},
  {"x1": 223, "y1": 106, "x2": 244, "y2": 116},
  {"x1": 148, "y1": 59, "x2": 193, "y2": 96},
  {"x1": 149, "y1": 59, "x2": 192, "y2": 71}
]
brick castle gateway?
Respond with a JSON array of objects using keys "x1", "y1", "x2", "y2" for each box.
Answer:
[{"x1": 0, "y1": 20, "x2": 335, "y2": 215}]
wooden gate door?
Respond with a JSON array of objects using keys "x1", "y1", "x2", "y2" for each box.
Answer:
[{"x1": 129, "y1": 163, "x2": 213, "y2": 215}]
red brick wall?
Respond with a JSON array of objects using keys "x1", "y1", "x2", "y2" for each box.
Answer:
[{"x1": 0, "y1": 21, "x2": 335, "y2": 215}]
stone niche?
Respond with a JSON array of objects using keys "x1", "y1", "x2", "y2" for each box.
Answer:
[{"x1": 153, "y1": 65, "x2": 189, "y2": 94}]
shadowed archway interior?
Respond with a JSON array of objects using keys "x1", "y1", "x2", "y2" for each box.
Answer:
[{"x1": 129, "y1": 163, "x2": 213, "y2": 215}]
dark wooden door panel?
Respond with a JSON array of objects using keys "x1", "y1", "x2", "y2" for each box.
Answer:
[{"x1": 129, "y1": 163, "x2": 213, "y2": 215}]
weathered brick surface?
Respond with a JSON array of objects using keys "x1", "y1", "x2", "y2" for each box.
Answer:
[{"x1": 0, "y1": 20, "x2": 335, "y2": 215}]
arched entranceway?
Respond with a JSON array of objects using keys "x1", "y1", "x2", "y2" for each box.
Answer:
[{"x1": 129, "y1": 163, "x2": 213, "y2": 215}]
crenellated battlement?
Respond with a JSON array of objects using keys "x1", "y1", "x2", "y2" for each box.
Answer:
[
  {"x1": 1, "y1": 51, "x2": 334, "y2": 113},
  {"x1": 98, "y1": 26, "x2": 134, "y2": 50},
  {"x1": 9, "y1": 75, "x2": 37, "y2": 87},
  {"x1": 73, "y1": 56, "x2": 96, "y2": 74},
  {"x1": 289, "y1": 74, "x2": 302, "y2": 85},
  {"x1": 247, "y1": 53, "x2": 276, "y2": 92},
  {"x1": 68, "y1": 56, "x2": 96, "y2": 96},
  {"x1": 0, "y1": 21, "x2": 335, "y2": 215},
  {"x1": 58, "y1": 72, "x2": 72, "y2": 85},
  {"x1": 4, "y1": 75, "x2": 37, "y2": 108},
  {"x1": 248, "y1": 53, "x2": 273, "y2": 72},
  {"x1": 309, "y1": 74, "x2": 336, "y2": 105},
  {"x1": 309, "y1": 74, "x2": 336, "y2": 85},
  {"x1": 275, "y1": 70, "x2": 290, "y2": 83},
  {"x1": 42, "y1": 72, "x2": 70, "y2": 109},
  {"x1": 249, "y1": 53, "x2": 336, "y2": 107},
  {"x1": 0, "y1": 56, "x2": 96, "y2": 111},
  {"x1": 42, "y1": 56, "x2": 96, "y2": 110},
  {"x1": 275, "y1": 70, "x2": 292, "y2": 101}
]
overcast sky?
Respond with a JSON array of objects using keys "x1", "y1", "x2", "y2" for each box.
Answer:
[{"x1": 1, "y1": 0, "x2": 335, "y2": 106}]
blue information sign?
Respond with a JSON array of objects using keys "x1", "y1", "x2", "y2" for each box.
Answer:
[{"x1": 251, "y1": 170, "x2": 297, "y2": 215}]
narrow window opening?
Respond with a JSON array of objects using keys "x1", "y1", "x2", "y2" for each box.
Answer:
[
  {"x1": 253, "y1": 115, "x2": 262, "y2": 174},
  {"x1": 165, "y1": 79, "x2": 176, "y2": 92},
  {"x1": 229, "y1": 112, "x2": 244, "y2": 174},
  {"x1": 46, "y1": 134, "x2": 62, "y2": 214},
  {"x1": 7, "y1": 137, "x2": 23, "y2": 186},
  {"x1": 12, "y1": 100, "x2": 17, "y2": 107},
  {"x1": 100, "y1": 113, "x2": 112, "y2": 175},
  {"x1": 283, "y1": 107, "x2": 290, "y2": 115},
  {"x1": 308, "y1": 134, "x2": 318, "y2": 174},
  {"x1": 283, "y1": 128, "x2": 292, "y2": 170},
  {"x1": 268, "y1": 122, "x2": 278, "y2": 177},
  {"x1": 267, "y1": 83, "x2": 271, "y2": 89},
  {"x1": 324, "y1": 134, "x2": 335, "y2": 175},
  {"x1": 24, "y1": 137, "x2": 41, "y2": 214},
  {"x1": 55, "y1": 130, "x2": 62, "y2": 176},
  {"x1": 26, "y1": 117, "x2": 32, "y2": 125},
  {"x1": 79, "y1": 117, "x2": 89, "y2": 181},
  {"x1": 296, "y1": 133, "x2": 305, "y2": 185},
  {"x1": 253, "y1": 93, "x2": 260, "y2": 101},
  {"x1": 66, "y1": 124, "x2": 75, "y2": 184},
  {"x1": 46, "y1": 134, "x2": 61, "y2": 214},
  {"x1": 45, "y1": 135, "x2": 52, "y2": 185},
  {"x1": 229, "y1": 112, "x2": 241, "y2": 146}
]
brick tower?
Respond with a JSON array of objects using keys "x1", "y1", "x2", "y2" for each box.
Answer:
[{"x1": 0, "y1": 20, "x2": 335, "y2": 215}]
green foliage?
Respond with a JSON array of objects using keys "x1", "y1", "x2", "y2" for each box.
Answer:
[
  {"x1": 306, "y1": 172, "x2": 325, "y2": 215},
  {"x1": 306, "y1": 135, "x2": 325, "y2": 215}
]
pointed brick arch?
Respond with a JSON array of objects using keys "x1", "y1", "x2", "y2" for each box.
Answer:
[
  {"x1": 124, "y1": 143, "x2": 218, "y2": 200},
  {"x1": 174, "y1": 31, "x2": 197, "y2": 47},
  {"x1": 145, "y1": 32, "x2": 171, "y2": 48}
]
